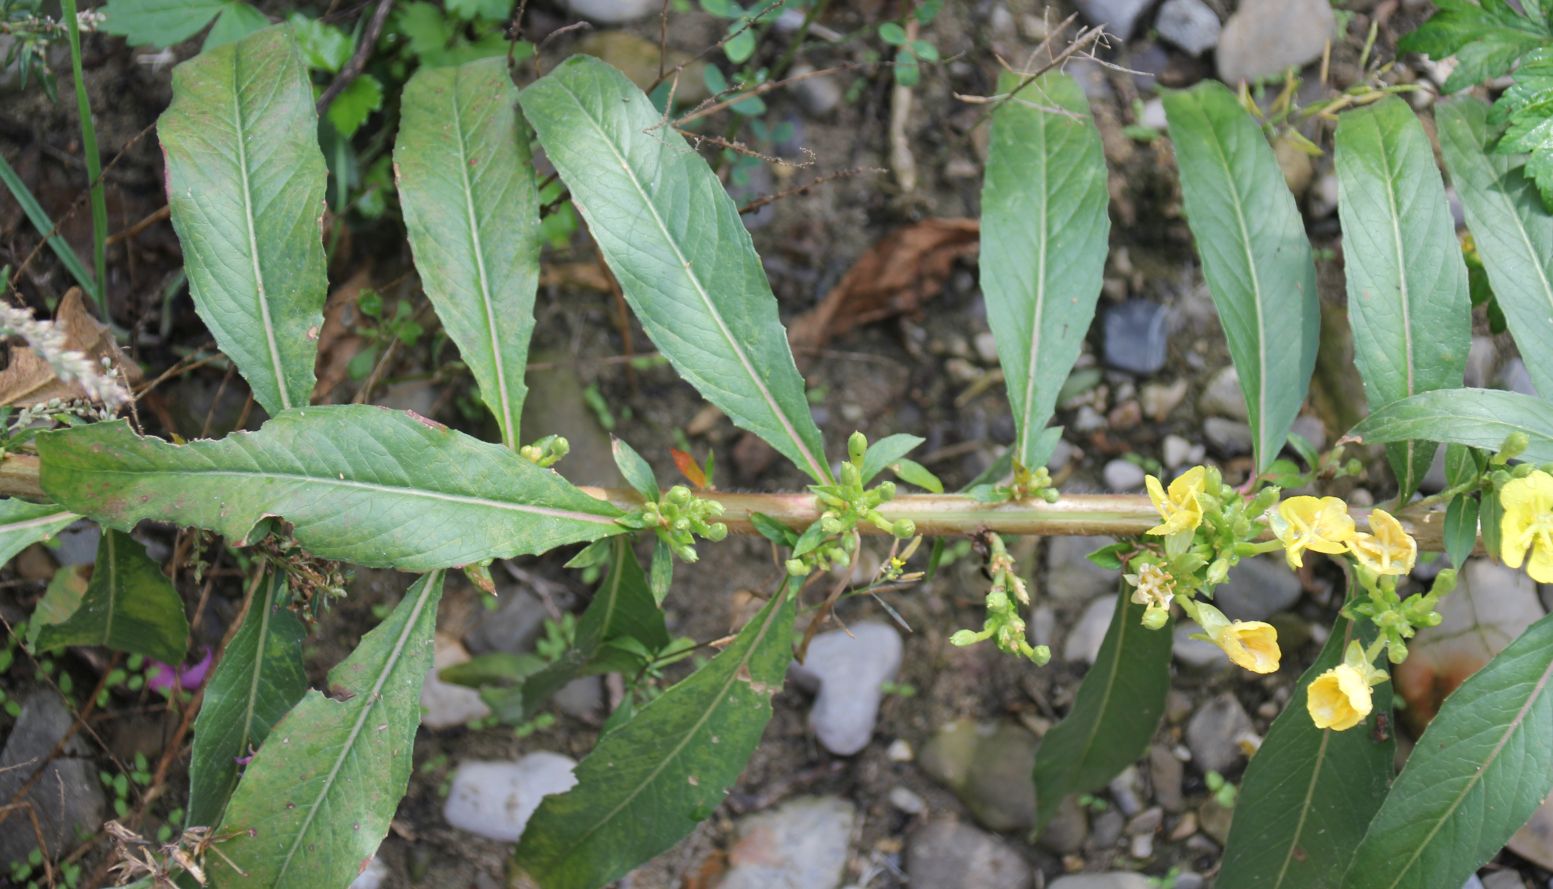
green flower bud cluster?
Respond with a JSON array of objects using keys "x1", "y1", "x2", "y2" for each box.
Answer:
[
  {"x1": 1155, "y1": 465, "x2": 1282, "y2": 603},
  {"x1": 949, "y1": 534, "x2": 1050, "y2": 665},
  {"x1": 787, "y1": 432, "x2": 916, "y2": 577},
  {"x1": 967, "y1": 460, "x2": 1059, "y2": 504},
  {"x1": 1351, "y1": 567, "x2": 1453, "y2": 665},
  {"x1": 519, "y1": 434, "x2": 570, "y2": 468},
  {"x1": 625, "y1": 484, "x2": 727, "y2": 564}
]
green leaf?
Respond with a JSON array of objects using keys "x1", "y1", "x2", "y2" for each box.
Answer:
[
  {"x1": 1219, "y1": 606, "x2": 1394, "y2": 889},
  {"x1": 518, "y1": 539, "x2": 670, "y2": 719},
  {"x1": 1398, "y1": 0, "x2": 1551, "y2": 92},
  {"x1": 36, "y1": 407, "x2": 624, "y2": 572},
  {"x1": 879, "y1": 21, "x2": 907, "y2": 44},
  {"x1": 1444, "y1": 494, "x2": 1479, "y2": 566},
  {"x1": 209, "y1": 572, "x2": 444, "y2": 888},
  {"x1": 288, "y1": 13, "x2": 351, "y2": 72},
  {"x1": 1345, "y1": 388, "x2": 1553, "y2": 464},
  {"x1": 890, "y1": 457, "x2": 943, "y2": 494},
  {"x1": 0, "y1": 500, "x2": 77, "y2": 565},
  {"x1": 396, "y1": 58, "x2": 540, "y2": 449},
  {"x1": 982, "y1": 71, "x2": 1110, "y2": 475},
  {"x1": 34, "y1": 530, "x2": 189, "y2": 664},
  {"x1": 1438, "y1": 97, "x2": 1553, "y2": 397},
  {"x1": 446, "y1": 0, "x2": 510, "y2": 21},
  {"x1": 187, "y1": 570, "x2": 306, "y2": 827},
  {"x1": 1032, "y1": 584, "x2": 1172, "y2": 831},
  {"x1": 100, "y1": 0, "x2": 228, "y2": 47},
  {"x1": 1344, "y1": 609, "x2": 1553, "y2": 889},
  {"x1": 203, "y1": 2, "x2": 268, "y2": 50},
  {"x1": 158, "y1": 25, "x2": 328, "y2": 416},
  {"x1": 859, "y1": 433, "x2": 924, "y2": 484},
  {"x1": 611, "y1": 438, "x2": 659, "y2": 500},
  {"x1": 1494, "y1": 48, "x2": 1553, "y2": 209},
  {"x1": 520, "y1": 56, "x2": 830, "y2": 483},
  {"x1": 1334, "y1": 97, "x2": 1472, "y2": 498},
  {"x1": 514, "y1": 584, "x2": 795, "y2": 889},
  {"x1": 1164, "y1": 81, "x2": 1320, "y2": 472},
  {"x1": 325, "y1": 74, "x2": 383, "y2": 137}
]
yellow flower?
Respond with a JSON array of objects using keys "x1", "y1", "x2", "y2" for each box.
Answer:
[
  {"x1": 1145, "y1": 466, "x2": 1207, "y2": 536},
  {"x1": 1195, "y1": 602, "x2": 1281, "y2": 674},
  {"x1": 1307, "y1": 663, "x2": 1373, "y2": 731},
  {"x1": 1348, "y1": 508, "x2": 1417, "y2": 576},
  {"x1": 1501, "y1": 470, "x2": 1553, "y2": 584},
  {"x1": 1270, "y1": 496, "x2": 1356, "y2": 569}
]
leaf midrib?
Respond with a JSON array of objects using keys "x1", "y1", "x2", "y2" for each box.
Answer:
[
  {"x1": 101, "y1": 531, "x2": 117, "y2": 644},
  {"x1": 449, "y1": 75, "x2": 517, "y2": 449},
  {"x1": 1376, "y1": 120, "x2": 1419, "y2": 490},
  {"x1": 536, "y1": 589, "x2": 787, "y2": 874},
  {"x1": 229, "y1": 43, "x2": 290, "y2": 411},
  {"x1": 274, "y1": 573, "x2": 440, "y2": 881},
  {"x1": 1016, "y1": 96, "x2": 1051, "y2": 469},
  {"x1": 74, "y1": 466, "x2": 618, "y2": 526},
  {"x1": 1380, "y1": 653, "x2": 1553, "y2": 889},
  {"x1": 0, "y1": 511, "x2": 75, "y2": 535},
  {"x1": 546, "y1": 75, "x2": 828, "y2": 483}
]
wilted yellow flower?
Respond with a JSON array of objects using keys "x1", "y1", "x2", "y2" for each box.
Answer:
[
  {"x1": 1145, "y1": 466, "x2": 1206, "y2": 536},
  {"x1": 1501, "y1": 470, "x2": 1553, "y2": 584},
  {"x1": 1271, "y1": 496, "x2": 1356, "y2": 569},
  {"x1": 1307, "y1": 663, "x2": 1372, "y2": 731},
  {"x1": 1196, "y1": 602, "x2": 1281, "y2": 674},
  {"x1": 1348, "y1": 508, "x2": 1417, "y2": 576}
]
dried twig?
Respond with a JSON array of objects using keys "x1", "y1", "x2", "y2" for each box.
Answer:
[
  {"x1": 315, "y1": 0, "x2": 394, "y2": 116},
  {"x1": 738, "y1": 165, "x2": 885, "y2": 215},
  {"x1": 645, "y1": 0, "x2": 788, "y2": 94}
]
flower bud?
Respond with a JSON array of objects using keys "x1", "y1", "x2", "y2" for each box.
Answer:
[
  {"x1": 949, "y1": 629, "x2": 982, "y2": 647},
  {"x1": 704, "y1": 522, "x2": 728, "y2": 542},
  {"x1": 892, "y1": 519, "x2": 916, "y2": 539},
  {"x1": 1142, "y1": 604, "x2": 1170, "y2": 630},
  {"x1": 848, "y1": 431, "x2": 868, "y2": 463},
  {"x1": 786, "y1": 558, "x2": 809, "y2": 576}
]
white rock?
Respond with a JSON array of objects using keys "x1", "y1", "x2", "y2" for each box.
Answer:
[
  {"x1": 1217, "y1": 0, "x2": 1335, "y2": 84},
  {"x1": 421, "y1": 634, "x2": 492, "y2": 729},
  {"x1": 1103, "y1": 459, "x2": 1147, "y2": 491},
  {"x1": 1156, "y1": 0, "x2": 1221, "y2": 56},
  {"x1": 889, "y1": 785, "x2": 928, "y2": 815},
  {"x1": 723, "y1": 796, "x2": 856, "y2": 889},
  {"x1": 1162, "y1": 434, "x2": 1205, "y2": 470},
  {"x1": 790, "y1": 623, "x2": 903, "y2": 755},
  {"x1": 1199, "y1": 366, "x2": 1247, "y2": 420},
  {"x1": 908, "y1": 820, "x2": 1032, "y2": 889},
  {"x1": 443, "y1": 755, "x2": 578, "y2": 842},
  {"x1": 1186, "y1": 693, "x2": 1253, "y2": 775},
  {"x1": 564, "y1": 0, "x2": 657, "y2": 24},
  {"x1": 1064, "y1": 597, "x2": 1117, "y2": 666}
]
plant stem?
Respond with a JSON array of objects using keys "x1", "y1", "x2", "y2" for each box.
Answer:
[{"x1": 60, "y1": 0, "x2": 108, "y2": 317}]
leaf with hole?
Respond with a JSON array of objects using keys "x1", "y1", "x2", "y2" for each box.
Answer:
[
  {"x1": 187, "y1": 570, "x2": 306, "y2": 827},
  {"x1": 1344, "y1": 610, "x2": 1553, "y2": 889},
  {"x1": 158, "y1": 24, "x2": 328, "y2": 415},
  {"x1": 982, "y1": 70, "x2": 1109, "y2": 476},
  {"x1": 513, "y1": 585, "x2": 795, "y2": 889},
  {"x1": 36, "y1": 406, "x2": 624, "y2": 572},
  {"x1": 396, "y1": 58, "x2": 540, "y2": 449},
  {"x1": 209, "y1": 572, "x2": 444, "y2": 888},
  {"x1": 34, "y1": 529, "x2": 189, "y2": 664},
  {"x1": 1334, "y1": 97, "x2": 1471, "y2": 497},
  {"x1": 520, "y1": 56, "x2": 830, "y2": 483},
  {"x1": 1164, "y1": 81, "x2": 1319, "y2": 472}
]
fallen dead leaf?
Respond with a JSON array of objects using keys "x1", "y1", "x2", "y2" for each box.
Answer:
[
  {"x1": 0, "y1": 288, "x2": 140, "y2": 406},
  {"x1": 311, "y1": 269, "x2": 373, "y2": 402}
]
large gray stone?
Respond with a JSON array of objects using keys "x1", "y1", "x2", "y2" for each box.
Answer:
[
  {"x1": 908, "y1": 820, "x2": 1031, "y2": 889},
  {"x1": 1050, "y1": 873, "x2": 1154, "y2": 889},
  {"x1": 1186, "y1": 693, "x2": 1254, "y2": 775},
  {"x1": 790, "y1": 623, "x2": 902, "y2": 755},
  {"x1": 722, "y1": 796, "x2": 856, "y2": 889},
  {"x1": 1064, "y1": 597, "x2": 1117, "y2": 666},
  {"x1": 1156, "y1": 0, "x2": 1221, "y2": 55},
  {"x1": 443, "y1": 755, "x2": 577, "y2": 842},
  {"x1": 421, "y1": 633, "x2": 491, "y2": 730},
  {"x1": 564, "y1": 0, "x2": 658, "y2": 24},
  {"x1": 0, "y1": 690, "x2": 105, "y2": 862},
  {"x1": 464, "y1": 588, "x2": 548, "y2": 655},
  {"x1": 919, "y1": 720, "x2": 1038, "y2": 832},
  {"x1": 1212, "y1": 556, "x2": 1302, "y2": 621},
  {"x1": 1217, "y1": 0, "x2": 1336, "y2": 84},
  {"x1": 1074, "y1": 0, "x2": 1160, "y2": 42},
  {"x1": 1045, "y1": 535, "x2": 1120, "y2": 603}
]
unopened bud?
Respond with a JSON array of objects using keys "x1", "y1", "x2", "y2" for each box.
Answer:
[{"x1": 848, "y1": 431, "x2": 867, "y2": 463}]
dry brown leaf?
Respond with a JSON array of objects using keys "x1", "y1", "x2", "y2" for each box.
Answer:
[
  {"x1": 0, "y1": 288, "x2": 139, "y2": 407},
  {"x1": 312, "y1": 269, "x2": 374, "y2": 402},
  {"x1": 789, "y1": 218, "x2": 979, "y2": 353}
]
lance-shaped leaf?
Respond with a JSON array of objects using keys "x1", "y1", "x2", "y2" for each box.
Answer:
[
  {"x1": 1344, "y1": 609, "x2": 1553, "y2": 889},
  {"x1": 513, "y1": 539, "x2": 670, "y2": 720},
  {"x1": 1438, "y1": 97, "x2": 1553, "y2": 398},
  {"x1": 519, "y1": 56, "x2": 830, "y2": 482},
  {"x1": 36, "y1": 406, "x2": 624, "y2": 572},
  {"x1": 1164, "y1": 82, "x2": 1320, "y2": 472},
  {"x1": 1346, "y1": 388, "x2": 1553, "y2": 464},
  {"x1": 396, "y1": 58, "x2": 539, "y2": 450},
  {"x1": 1219, "y1": 606, "x2": 1394, "y2": 888},
  {"x1": 0, "y1": 500, "x2": 77, "y2": 565},
  {"x1": 981, "y1": 70, "x2": 1109, "y2": 473},
  {"x1": 209, "y1": 572, "x2": 444, "y2": 888},
  {"x1": 34, "y1": 529, "x2": 188, "y2": 664},
  {"x1": 158, "y1": 24, "x2": 328, "y2": 416},
  {"x1": 514, "y1": 584, "x2": 795, "y2": 889},
  {"x1": 187, "y1": 570, "x2": 307, "y2": 827},
  {"x1": 1334, "y1": 98, "x2": 1471, "y2": 497},
  {"x1": 1032, "y1": 584, "x2": 1173, "y2": 831}
]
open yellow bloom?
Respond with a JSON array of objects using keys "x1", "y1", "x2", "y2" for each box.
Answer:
[
  {"x1": 1501, "y1": 470, "x2": 1553, "y2": 583},
  {"x1": 1271, "y1": 496, "x2": 1356, "y2": 569},
  {"x1": 1307, "y1": 663, "x2": 1372, "y2": 731},
  {"x1": 1195, "y1": 602, "x2": 1280, "y2": 674},
  {"x1": 1145, "y1": 466, "x2": 1206, "y2": 536},
  {"x1": 1348, "y1": 508, "x2": 1417, "y2": 576}
]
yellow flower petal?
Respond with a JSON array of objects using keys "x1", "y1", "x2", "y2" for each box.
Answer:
[
  {"x1": 1215, "y1": 621, "x2": 1280, "y2": 674},
  {"x1": 1500, "y1": 471, "x2": 1553, "y2": 581},
  {"x1": 1145, "y1": 467, "x2": 1206, "y2": 537},
  {"x1": 1348, "y1": 508, "x2": 1417, "y2": 576},
  {"x1": 1275, "y1": 496, "x2": 1356, "y2": 569},
  {"x1": 1307, "y1": 663, "x2": 1372, "y2": 731}
]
